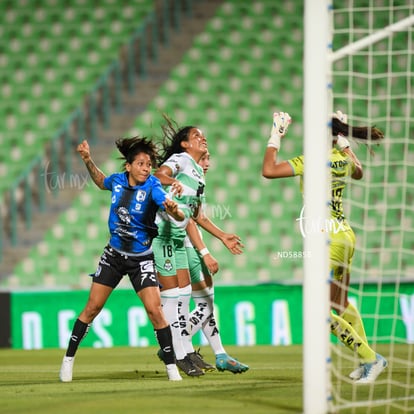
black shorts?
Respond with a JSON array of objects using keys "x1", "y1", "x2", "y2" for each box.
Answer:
[{"x1": 91, "y1": 245, "x2": 159, "y2": 292}]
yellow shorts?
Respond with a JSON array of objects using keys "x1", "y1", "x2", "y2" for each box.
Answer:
[{"x1": 330, "y1": 223, "x2": 356, "y2": 281}]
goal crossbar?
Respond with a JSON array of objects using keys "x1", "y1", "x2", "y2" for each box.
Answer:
[{"x1": 329, "y1": 14, "x2": 414, "y2": 63}]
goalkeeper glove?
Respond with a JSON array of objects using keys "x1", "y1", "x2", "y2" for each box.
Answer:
[
  {"x1": 336, "y1": 135, "x2": 350, "y2": 151},
  {"x1": 333, "y1": 110, "x2": 348, "y2": 124},
  {"x1": 332, "y1": 110, "x2": 349, "y2": 150},
  {"x1": 267, "y1": 112, "x2": 291, "y2": 150}
]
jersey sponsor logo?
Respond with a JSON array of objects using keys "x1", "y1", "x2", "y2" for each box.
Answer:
[
  {"x1": 191, "y1": 168, "x2": 202, "y2": 180},
  {"x1": 196, "y1": 182, "x2": 205, "y2": 196},
  {"x1": 114, "y1": 226, "x2": 137, "y2": 238},
  {"x1": 330, "y1": 160, "x2": 349, "y2": 169},
  {"x1": 134, "y1": 203, "x2": 141, "y2": 211},
  {"x1": 136, "y1": 190, "x2": 146, "y2": 202},
  {"x1": 117, "y1": 207, "x2": 131, "y2": 224}
]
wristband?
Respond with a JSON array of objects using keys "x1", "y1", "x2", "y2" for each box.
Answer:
[
  {"x1": 267, "y1": 134, "x2": 281, "y2": 150},
  {"x1": 199, "y1": 248, "x2": 209, "y2": 257}
]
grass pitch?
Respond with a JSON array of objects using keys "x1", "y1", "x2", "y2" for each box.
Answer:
[
  {"x1": 0, "y1": 344, "x2": 409, "y2": 414},
  {"x1": 0, "y1": 345, "x2": 302, "y2": 414}
]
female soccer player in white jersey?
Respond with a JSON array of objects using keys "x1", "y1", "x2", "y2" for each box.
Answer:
[
  {"x1": 59, "y1": 137, "x2": 185, "y2": 382},
  {"x1": 153, "y1": 116, "x2": 243, "y2": 376},
  {"x1": 261, "y1": 110, "x2": 387, "y2": 384},
  {"x1": 183, "y1": 151, "x2": 249, "y2": 373}
]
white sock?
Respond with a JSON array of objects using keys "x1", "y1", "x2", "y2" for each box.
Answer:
[
  {"x1": 178, "y1": 284, "x2": 193, "y2": 356},
  {"x1": 202, "y1": 313, "x2": 226, "y2": 355},
  {"x1": 189, "y1": 287, "x2": 215, "y2": 337},
  {"x1": 160, "y1": 287, "x2": 186, "y2": 360}
]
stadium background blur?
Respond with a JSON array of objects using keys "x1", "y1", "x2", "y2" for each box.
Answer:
[
  {"x1": 0, "y1": 0, "x2": 308, "y2": 289},
  {"x1": 0, "y1": 1, "x2": 411, "y2": 299}
]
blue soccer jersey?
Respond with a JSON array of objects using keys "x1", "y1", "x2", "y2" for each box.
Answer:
[{"x1": 103, "y1": 173, "x2": 167, "y2": 253}]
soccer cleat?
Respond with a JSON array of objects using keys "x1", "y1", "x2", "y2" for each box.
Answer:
[
  {"x1": 166, "y1": 364, "x2": 182, "y2": 381},
  {"x1": 215, "y1": 353, "x2": 249, "y2": 374},
  {"x1": 187, "y1": 349, "x2": 216, "y2": 372},
  {"x1": 176, "y1": 355, "x2": 204, "y2": 377},
  {"x1": 355, "y1": 354, "x2": 387, "y2": 384},
  {"x1": 59, "y1": 356, "x2": 75, "y2": 382},
  {"x1": 349, "y1": 364, "x2": 364, "y2": 380}
]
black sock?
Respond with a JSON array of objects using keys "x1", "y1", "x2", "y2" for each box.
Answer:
[
  {"x1": 66, "y1": 319, "x2": 90, "y2": 357},
  {"x1": 155, "y1": 325, "x2": 175, "y2": 365}
]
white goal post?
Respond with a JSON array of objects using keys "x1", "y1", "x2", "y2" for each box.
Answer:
[
  {"x1": 304, "y1": 1, "x2": 414, "y2": 413},
  {"x1": 303, "y1": 1, "x2": 331, "y2": 413}
]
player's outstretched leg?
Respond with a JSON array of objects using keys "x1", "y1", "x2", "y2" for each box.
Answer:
[
  {"x1": 154, "y1": 325, "x2": 182, "y2": 381},
  {"x1": 355, "y1": 353, "x2": 387, "y2": 384},
  {"x1": 215, "y1": 353, "x2": 249, "y2": 374},
  {"x1": 59, "y1": 318, "x2": 90, "y2": 382}
]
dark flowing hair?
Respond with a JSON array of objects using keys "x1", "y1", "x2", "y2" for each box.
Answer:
[
  {"x1": 331, "y1": 117, "x2": 384, "y2": 141},
  {"x1": 115, "y1": 136, "x2": 161, "y2": 170},
  {"x1": 158, "y1": 114, "x2": 196, "y2": 164}
]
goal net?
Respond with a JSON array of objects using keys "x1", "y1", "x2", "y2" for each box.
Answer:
[{"x1": 329, "y1": 1, "x2": 414, "y2": 412}]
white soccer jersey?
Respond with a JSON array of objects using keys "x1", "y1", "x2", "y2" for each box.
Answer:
[{"x1": 156, "y1": 152, "x2": 205, "y2": 239}]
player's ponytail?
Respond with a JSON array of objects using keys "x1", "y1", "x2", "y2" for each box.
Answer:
[
  {"x1": 159, "y1": 113, "x2": 196, "y2": 164},
  {"x1": 332, "y1": 117, "x2": 384, "y2": 141}
]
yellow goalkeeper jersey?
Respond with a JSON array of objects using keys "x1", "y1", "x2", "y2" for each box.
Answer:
[{"x1": 287, "y1": 148, "x2": 356, "y2": 222}]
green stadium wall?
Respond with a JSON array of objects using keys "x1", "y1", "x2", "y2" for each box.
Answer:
[{"x1": 1, "y1": 283, "x2": 414, "y2": 349}]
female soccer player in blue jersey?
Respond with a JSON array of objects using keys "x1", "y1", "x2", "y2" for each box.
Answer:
[
  {"x1": 152, "y1": 116, "x2": 243, "y2": 376},
  {"x1": 60, "y1": 137, "x2": 185, "y2": 382},
  {"x1": 261, "y1": 110, "x2": 386, "y2": 384}
]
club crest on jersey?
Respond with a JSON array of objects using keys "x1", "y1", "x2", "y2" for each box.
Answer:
[
  {"x1": 164, "y1": 259, "x2": 173, "y2": 271},
  {"x1": 136, "y1": 190, "x2": 146, "y2": 202}
]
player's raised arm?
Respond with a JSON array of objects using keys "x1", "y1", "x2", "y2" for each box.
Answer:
[
  {"x1": 77, "y1": 140, "x2": 106, "y2": 190},
  {"x1": 194, "y1": 211, "x2": 244, "y2": 255},
  {"x1": 153, "y1": 165, "x2": 184, "y2": 196},
  {"x1": 331, "y1": 111, "x2": 363, "y2": 180},
  {"x1": 261, "y1": 112, "x2": 295, "y2": 179}
]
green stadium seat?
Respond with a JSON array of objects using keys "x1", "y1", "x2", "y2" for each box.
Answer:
[{"x1": 0, "y1": 0, "x2": 154, "y2": 194}]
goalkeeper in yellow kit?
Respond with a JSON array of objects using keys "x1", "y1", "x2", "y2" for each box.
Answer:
[{"x1": 261, "y1": 110, "x2": 387, "y2": 384}]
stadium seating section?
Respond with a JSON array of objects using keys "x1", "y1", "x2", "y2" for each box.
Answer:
[
  {"x1": 1, "y1": 0, "x2": 412, "y2": 288},
  {"x1": 0, "y1": 0, "x2": 153, "y2": 193}
]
